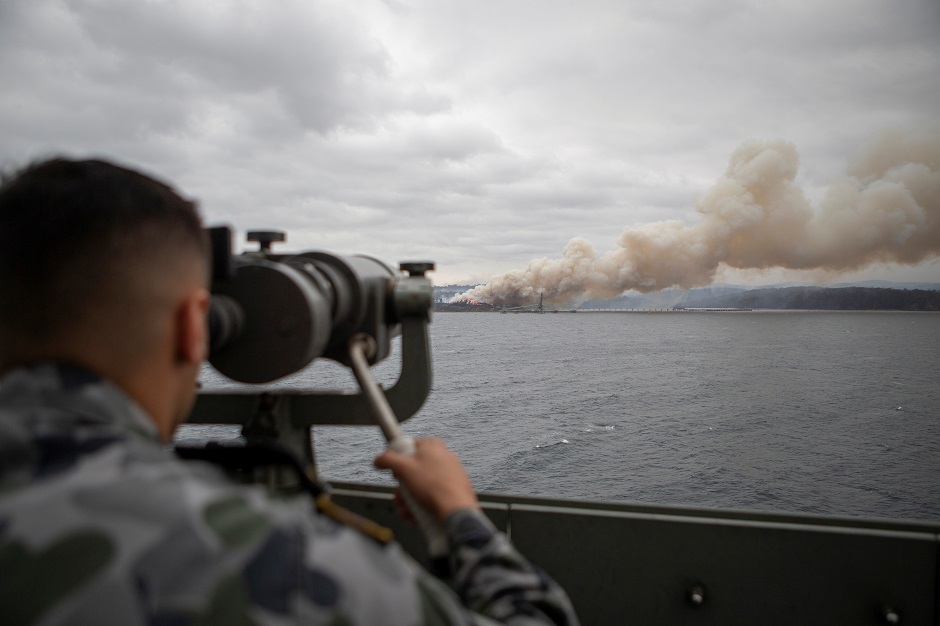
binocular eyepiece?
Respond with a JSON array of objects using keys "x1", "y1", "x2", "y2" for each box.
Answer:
[{"x1": 206, "y1": 227, "x2": 432, "y2": 384}]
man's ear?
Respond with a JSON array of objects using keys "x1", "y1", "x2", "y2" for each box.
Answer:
[{"x1": 175, "y1": 288, "x2": 210, "y2": 365}]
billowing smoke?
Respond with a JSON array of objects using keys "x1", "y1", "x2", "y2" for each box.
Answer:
[{"x1": 459, "y1": 130, "x2": 940, "y2": 307}]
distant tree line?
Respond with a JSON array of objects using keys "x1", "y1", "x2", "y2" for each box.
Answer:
[
  {"x1": 434, "y1": 301, "x2": 498, "y2": 312},
  {"x1": 690, "y1": 287, "x2": 940, "y2": 311},
  {"x1": 434, "y1": 287, "x2": 940, "y2": 312}
]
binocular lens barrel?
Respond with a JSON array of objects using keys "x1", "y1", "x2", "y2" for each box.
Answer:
[{"x1": 207, "y1": 252, "x2": 398, "y2": 384}]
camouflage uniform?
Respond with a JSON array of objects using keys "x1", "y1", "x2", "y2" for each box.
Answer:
[{"x1": 0, "y1": 364, "x2": 578, "y2": 625}]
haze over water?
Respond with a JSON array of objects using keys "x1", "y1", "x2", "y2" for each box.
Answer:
[{"x1": 190, "y1": 311, "x2": 940, "y2": 522}]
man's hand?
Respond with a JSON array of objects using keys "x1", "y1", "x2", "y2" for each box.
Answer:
[{"x1": 374, "y1": 438, "x2": 479, "y2": 522}]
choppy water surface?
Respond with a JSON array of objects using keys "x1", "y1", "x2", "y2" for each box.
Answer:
[{"x1": 188, "y1": 311, "x2": 940, "y2": 522}]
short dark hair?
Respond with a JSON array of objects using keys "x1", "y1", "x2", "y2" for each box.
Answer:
[{"x1": 0, "y1": 157, "x2": 207, "y2": 356}]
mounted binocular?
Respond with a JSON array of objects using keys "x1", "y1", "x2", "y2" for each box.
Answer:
[{"x1": 205, "y1": 226, "x2": 434, "y2": 384}]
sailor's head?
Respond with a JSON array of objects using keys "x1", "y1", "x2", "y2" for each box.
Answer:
[{"x1": 0, "y1": 157, "x2": 210, "y2": 439}]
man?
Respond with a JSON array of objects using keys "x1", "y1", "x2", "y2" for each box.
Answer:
[{"x1": 0, "y1": 158, "x2": 578, "y2": 625}]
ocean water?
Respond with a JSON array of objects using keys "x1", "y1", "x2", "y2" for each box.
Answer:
[{"x1": 186, "y1": 311, "x2": 940, "y2": 522}]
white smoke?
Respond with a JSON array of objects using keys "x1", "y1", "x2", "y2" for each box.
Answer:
[{"x1": 459, "y1": 130, "x2": 940, "y2": 306}]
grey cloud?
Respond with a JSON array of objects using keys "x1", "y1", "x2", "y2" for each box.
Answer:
[
  {"x1": 1, "y1": 0, "x2": 938, "y2": 288},
  {"x1": 0, "y1": 0, "x2": 452, "y2": 171},
  {"x1": 65, "y1": 0, "x2": 406, "y2": 132}
]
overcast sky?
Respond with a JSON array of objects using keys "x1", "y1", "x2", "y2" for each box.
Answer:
[{"x1": 2, "y1": 0, "x2": 938, "y2": 287}]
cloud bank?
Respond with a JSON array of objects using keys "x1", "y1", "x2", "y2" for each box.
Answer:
[{"x1": 1, "y1": 1, "x2": 939, "y2": 286}]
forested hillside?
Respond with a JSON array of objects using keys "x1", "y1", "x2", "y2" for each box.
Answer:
[{"x1": 687, "y1": 287, "x2": 940, "y2": 311}]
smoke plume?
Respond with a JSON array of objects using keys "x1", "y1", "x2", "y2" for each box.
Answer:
[{"x1": 459, "y1": 130, "x2": 940, "y2": 306}]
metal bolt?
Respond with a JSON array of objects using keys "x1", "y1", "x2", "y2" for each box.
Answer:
[
  {"x1": 688, "y1": 585, "x2": 705, "y2": 607},
  {"x1": 400, "y1": 261, "x2": 435, "y2": 277},
  {"x1": 247, "y1": 230, "x2": 286, "y2": 252}
]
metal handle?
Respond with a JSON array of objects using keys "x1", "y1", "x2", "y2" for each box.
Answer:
[{"x1": 348, "y1": 335, "x2": 449, "y2": 559}]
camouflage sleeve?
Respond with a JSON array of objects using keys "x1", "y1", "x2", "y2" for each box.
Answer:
[
  {"x1": 436, "y1": 509, "x2": 579, "y2": 626},
  {"x1": 0, "y1": 366, "x2": 579, "y2": 625},
  {"x1": 0, "y1": 475, "x2": 577, "y2": 626},
  {"x1": 187, "y1": 494, "x2": 577, "y2": 626}
]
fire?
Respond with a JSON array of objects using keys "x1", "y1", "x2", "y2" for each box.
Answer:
[{"x1": 450, "y1": 295, "x2": 483, "y2": 305}]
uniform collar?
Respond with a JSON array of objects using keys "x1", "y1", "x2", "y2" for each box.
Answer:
[{"x1": 0, "y1": 363, "x2": 161, "y2": 443}]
